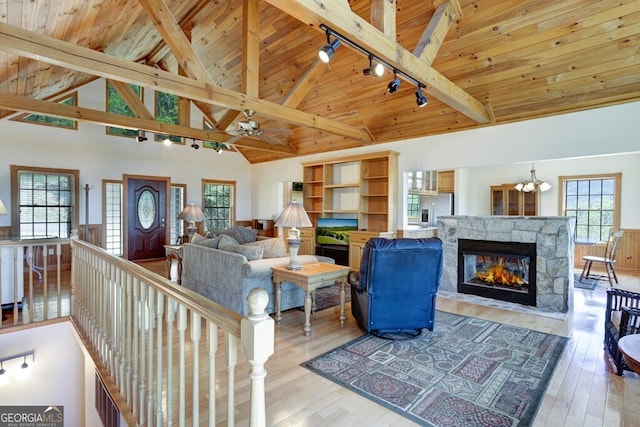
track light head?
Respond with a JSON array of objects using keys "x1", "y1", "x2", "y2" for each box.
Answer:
[
  {"x1": 415, "y1": 87, "x2": 428, "y2": 107},
  {"x1": 318, "y1": 38, "x2": 341, "y2": 63},
  {"x1": 136, "y1": 130, "x2": 147, "y2": 143},
  {"x1": 387, "y1": 73, "x2": 401, "y2": 93},
  {"x1": 190, "y1": 139, "x2": 199, "y2": 150},
  {"x1": 363, "y1": 55, "x2": 385, "y2": 76}
]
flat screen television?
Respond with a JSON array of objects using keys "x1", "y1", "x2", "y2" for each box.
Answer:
[{"x1": 316, "y1": 218, "x2": 358, "y2": 246}]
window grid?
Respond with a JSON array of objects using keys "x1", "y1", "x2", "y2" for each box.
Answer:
[
  {"x1": 169, "y1": 186, "x2": 184, "y2": 244},
  {"x1": 563, "y1": 177, "x2": 615, "y2": 242},
  {"x1": 104, "y1": 182, "x2": 123, "y2": 255},
  {"x1": 18, "y1": 172, "x2": 73, "y2": 238},
  {"x1": 203, "y1": 182, "x2": 234, "y2": 230},
  {"x1": 407, "y1": 193, "x2": 420, "y2": 218}
]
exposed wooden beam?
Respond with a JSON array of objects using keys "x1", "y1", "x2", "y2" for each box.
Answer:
[
  {"x1": 370, "y1": 0, "x2": 396, "y2": 39},
  {"x1": 281, "y1": 59, "x2": 327, "y2": 108},
  {"x1": 413, "y1": 0, "x2": 462, "y2": 65},
  {"x1": 0, "y1": 92, "x2": 296, "y2": 155},
  {"x1": 262, "y1": 0, "x2": 493, "y2": 124},
  {"x1": 108, "y1": 79, "x2": 154, "y2": 120},
  {"x1": 0, "y1": 21, "x2": 375, "y2": 143}
]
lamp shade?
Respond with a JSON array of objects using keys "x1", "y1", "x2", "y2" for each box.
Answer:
[
  {"x1": 275, "y1": 203, "x2": 312, "y2": 228},
  {"x1": 514, "y1": 163, "x2": 551, "y2": 193},
  {"x1": 177, "y1": 204, "x2": 206, "y2": 222},
  {"x1": 0, "y1": 198, "x2": 7, "y2": 215}
]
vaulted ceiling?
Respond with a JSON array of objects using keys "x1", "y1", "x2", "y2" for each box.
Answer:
[{"x1": 0, "y1": 0, "x2": 638, "y2": 164}]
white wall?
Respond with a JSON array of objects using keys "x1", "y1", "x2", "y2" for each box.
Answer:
[
  {"x1": 252, "y1": 101, "x2": 640, "y2": 229},
  {"x1": 0, "y1": 321, "x2": 94, "y2": 426},
  {"x1": 0, "y1": 78, "x2": 254, "y2": 229}
]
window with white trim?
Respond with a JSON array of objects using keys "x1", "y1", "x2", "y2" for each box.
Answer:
[{"x1": 202, "y1": 180, "x2": 235, "y2": 230}]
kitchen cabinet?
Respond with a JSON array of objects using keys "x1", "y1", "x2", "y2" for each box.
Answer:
[
  {"x1": 407, "y1": 170, "x2": 438, "y2": 194},
  {"x1": 437, "y1": 170, "x2": 455, "y2": 193},
  {"x1": 348, "y1": 230, "x2": 396, "y2": 270},
  {"x1": 490, "y1": 184, "x2": 538, "y2": 216}
]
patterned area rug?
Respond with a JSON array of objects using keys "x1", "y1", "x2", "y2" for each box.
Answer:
[
  {"x1": 303, "y1": 311, "x2": 567, "y2": 426},
  {"x1": 296, "y1": 285, "x2": 351, "y2": 311},
  {"x1": 574, "y1": 273, "x2": 598, "y2": 290}
]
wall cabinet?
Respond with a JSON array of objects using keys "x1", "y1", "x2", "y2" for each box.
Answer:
[
  {"x1": 407, "y1": 170, "x2": 438, "y2": 194},
  {"x1": 302, "y1": 151, "x2": 398, "y2": 233},
  {"x1": 437, "y1": 170, "x2": 455, "y2": 193},
  {"x1": 490, "y1": 184, "x2": 538, "y2": 216}
]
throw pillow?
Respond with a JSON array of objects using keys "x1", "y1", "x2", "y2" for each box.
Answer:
[
  {"x1": 245, "y1": 237, "x2": 288, "y2": 259},
  {"x1": 190, "y1": 232, "x2": 207, "y2": 244},
  {"x1": 193, "y1": 235, "x2": 222, "y2": 248},
  {"x1": 211, "y1": 226, "x2": 258, "y2": 244},
  {"x1": 219, "y1": 235, "x2": 264, "y2": 261}
]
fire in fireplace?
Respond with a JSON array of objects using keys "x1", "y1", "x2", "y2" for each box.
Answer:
[{"x1": 458, "y1": 239, "x2": 537, "y2": 306}]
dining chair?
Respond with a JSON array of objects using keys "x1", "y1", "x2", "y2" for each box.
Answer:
[{"x1": 580, "y1": 229, "x2": 624, "y2": 285}]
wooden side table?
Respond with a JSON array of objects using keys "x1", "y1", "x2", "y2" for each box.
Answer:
[
  {"x1": 164, "y1": 245, "x2": 183, "y2": 284},
  {"x1": 618, "y1": 334, "x2": 640, "y2": 374},
  {"x1": 272, "y1": 262, "x2": 350, "y2": 336}
]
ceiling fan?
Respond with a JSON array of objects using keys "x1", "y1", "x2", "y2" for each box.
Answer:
[{"x1": 226, "y1": 109, "x2": 292, "y2": 146}]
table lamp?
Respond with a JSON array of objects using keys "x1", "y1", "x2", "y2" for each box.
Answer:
[
  {"x1": 275, "y1": 202, "x2": 312, "y2": 270},
  {"x1": 178, "y1": 203, "x2": 206, "y2": 240}
]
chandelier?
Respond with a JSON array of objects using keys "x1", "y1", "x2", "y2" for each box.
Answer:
[{"x1": 514, "y1": 163, "x2": 551, "y2": 192}]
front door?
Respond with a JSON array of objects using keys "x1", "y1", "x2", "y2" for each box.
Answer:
[{"x1": 126, "y1": 177, "x2": 167, "y2": 260}]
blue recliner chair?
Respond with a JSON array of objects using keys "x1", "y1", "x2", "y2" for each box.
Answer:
[{"x1": 349, "y1": 237, "x2": 443, "y2": 336}]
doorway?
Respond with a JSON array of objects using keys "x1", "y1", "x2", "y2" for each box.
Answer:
[{"x1": 125, "y1": 176, "x2": 169, "y2": 261}]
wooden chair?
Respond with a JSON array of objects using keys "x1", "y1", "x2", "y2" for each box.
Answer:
[
  {"x1": 604, "y1": 288, "x2": 640, "y2": 375},
  {"x1": 580, "y1": 229, "x2": 624, "y2": 285}
]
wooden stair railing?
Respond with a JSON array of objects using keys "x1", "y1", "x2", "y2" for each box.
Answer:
[{"x1": 71, "y1": 238, "x2": 273, "y2": 427}]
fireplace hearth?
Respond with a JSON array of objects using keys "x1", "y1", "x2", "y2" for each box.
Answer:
[{"x1": 458, "y1": 239, "x2": 536, "y2": 306}]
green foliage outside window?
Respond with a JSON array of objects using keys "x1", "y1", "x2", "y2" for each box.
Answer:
[
  {"x1": 564, "y1": 178, "x2": 615, "y2": 242},
  {"x1": 155, "y1": 91, "x2": 182, "y2": 144},
  {"x1": 106, "y1": 82, "x2": 142, "y2": 137},
  {"x1": 13, "y1": 94, "x2": 77, "y2": 129},
  {"x1": 203, "y1": 183, "x2": 233, "y2": 230},
  {"x1": 203, "y1": 120, "x2": 231, "y2": 151},
  {"x1": 407, "y1": 194, "x2": 420, "y2": 218}
]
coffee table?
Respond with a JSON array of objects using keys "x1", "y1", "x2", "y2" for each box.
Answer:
[
  {"x1": 618, "y1": 334, "x2": 640, "y2": 374},
  {"x1": 272, "y1": 262, "x2": 350, "y2": 336}
]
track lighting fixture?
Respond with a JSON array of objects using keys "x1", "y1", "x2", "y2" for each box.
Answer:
[
  {"x1": 190, "y1": 139, "x2": 200, "y2": 150},
  {"x1": 136, "y1": 130, "x2": 147, "y2": 143},
  {"x1": 0, "y1": 351, "x2": 35, "y2": 386},
  {"x1": 319, "y1": 24, "x2": 428, "y2": 106},
  {"x1": 387, "y1": 71, "x2": 401, "y2": 93},
  {"x1": 163, "y1": 138, "x2": 172, "y2": 146},
  {"x1": 363, "y1": 55, "x2": 384, "y2": 77},
  {"x1": 415, "y1": 86, "x2": 428, "y2": 107},
  {"x1": 318, "y1": 35, "x2": 341, "y2": 63}
]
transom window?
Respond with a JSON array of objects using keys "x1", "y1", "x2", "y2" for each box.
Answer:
[
  {"x1": 155, "y1": 91, "x2": 183, "y2": 144},
  {"x1": 106, "y1": 81, "x2": 143, "y2": 137},
  {"x1": 560, "y1": 173, "x2": 621, "y2": 243},
  {"x1": 11, "y1": 166, "x2": 79, "y2": 238},
  {"x1": 202, "y1": 180, "x2": 235, "y2": 230},
  {"x1": 11, "y1": 93, "x2": 78, "y2": 130}
]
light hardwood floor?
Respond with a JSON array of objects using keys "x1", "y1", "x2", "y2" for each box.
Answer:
[
  {"x1": 4, "y1": 260, "x2": 639, "y2": 426},
  {"x1": 150, "y1": 259, "x2": 639, "y2": 427}
]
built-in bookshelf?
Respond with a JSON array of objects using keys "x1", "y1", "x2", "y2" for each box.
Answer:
[{"x1": 301, "y1": 151, "x2": 398, "y2": 232}]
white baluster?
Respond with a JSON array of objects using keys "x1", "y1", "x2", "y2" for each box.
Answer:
[
  {"x1": 156, "y1": 292, "x2": 165, "y2": 426},
  {"x1": 178, "y1": 304, "x2": 187, "y2": 427},
  {"x1": 191, "y1": 311, "x2": 202, "y2": 426},
  {"x1": 226, "y1": 333, "x2": 237, "y2": 427},
  {"x1": 208, "y1": 322, "x2": 218, "y2": 427}
]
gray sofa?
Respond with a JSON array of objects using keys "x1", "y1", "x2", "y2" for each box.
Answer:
[{"x1": 181, "y1": 237, "x2": 334, "y2": 316}]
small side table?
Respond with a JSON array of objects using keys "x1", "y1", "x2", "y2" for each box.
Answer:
[
  {"x1": 619, "y1": 334, "x2": 640, "y2": 374},
  {"x1": 164, "y1": 245, "x2": 183, "y2": 284},
  {"x1": 272, "y1": 262, "x2": 350, "y2": 336}
]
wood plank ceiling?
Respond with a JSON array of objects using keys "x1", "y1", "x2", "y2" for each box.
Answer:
[{"x1": 0, "y1": 0, "x2": 638, "y2": 164}]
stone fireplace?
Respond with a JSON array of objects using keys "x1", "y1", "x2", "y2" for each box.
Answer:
[{"x1": 438, "y1": 216, "x2": 575, "y2": 314}]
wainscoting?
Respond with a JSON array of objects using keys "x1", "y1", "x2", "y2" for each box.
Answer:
[{"x1": 574, "y1": 228, "x2": 639, "y2": 273}]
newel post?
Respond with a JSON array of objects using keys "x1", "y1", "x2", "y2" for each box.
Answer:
[{"x1": 241, "y1": 288, "x2": 274, "y2": 427}]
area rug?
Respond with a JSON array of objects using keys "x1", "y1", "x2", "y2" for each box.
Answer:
[
  {"x1": 574, "y1": 273, "x2": 598, "y2": 290},
  {"x1": 302, "y1": 310, "x2": 567, "y2": 427},
  {"x1": 296, "y1": 285, "x2": 351, "y2": 311}
]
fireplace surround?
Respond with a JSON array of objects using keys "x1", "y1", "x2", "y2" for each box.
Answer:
[
  {"x1": 438, "y1": 216, "x2": 575, "y2": 314},
  {"x1": 458, "y1": 239, "x2": 537, "y2": 306}
]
